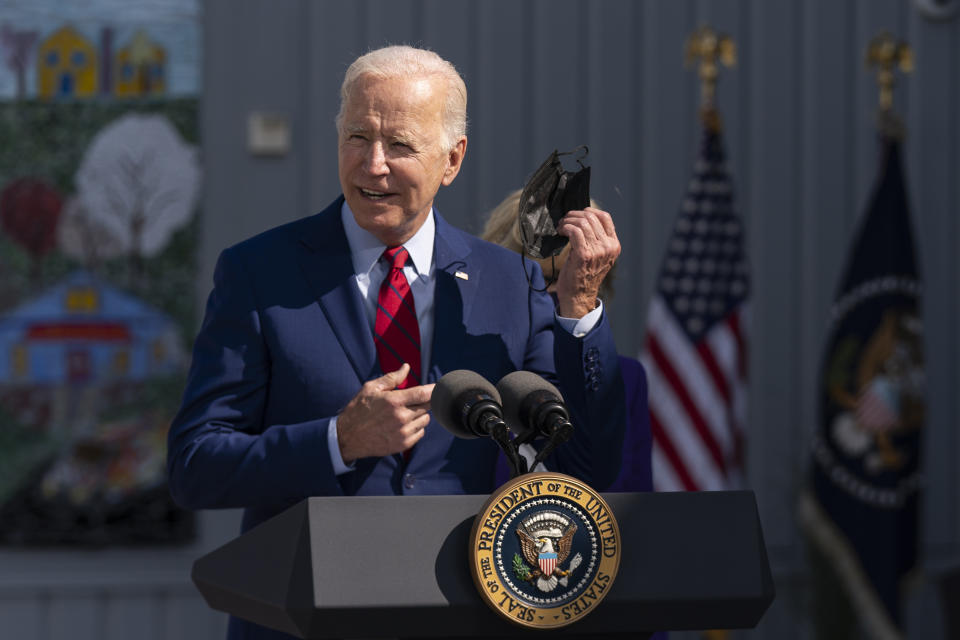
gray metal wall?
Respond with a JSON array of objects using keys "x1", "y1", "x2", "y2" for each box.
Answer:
[{"x1": 2, "y1": 1, "x2": 957, "y2": 638}]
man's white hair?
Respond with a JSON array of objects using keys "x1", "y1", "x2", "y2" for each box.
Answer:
[{"x1": 336, "y1": 45, "x2": 467, "y2": 151}]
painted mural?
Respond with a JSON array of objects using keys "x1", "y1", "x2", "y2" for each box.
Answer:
[{"x1": 0, "y1": 0, "x2": 199, "y2": 545}]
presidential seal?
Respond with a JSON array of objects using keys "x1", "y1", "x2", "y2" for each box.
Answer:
[{"x1": 469, "y1": 472, "x2": 620, "y2": 629}]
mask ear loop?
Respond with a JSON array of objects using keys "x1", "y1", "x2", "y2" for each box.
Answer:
[
  {"x1": 520, "y1": 252, "x2": 554, "y2": 293},
  {"x1": 557, "y1": 144, "x2": 589, "y2": 170}
]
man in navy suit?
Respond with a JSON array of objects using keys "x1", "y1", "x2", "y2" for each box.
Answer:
[{"x1": 167, "y1": 45, "x2": 626, "y2": 639}]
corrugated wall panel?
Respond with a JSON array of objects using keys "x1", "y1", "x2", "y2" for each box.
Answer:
[
  {"x1": 746, "y1": 0, "x2": 803, "y2": 567},
  {"x1": 637, "y1": 0, "x2": 698, "y2": 359},
  {"x1": 0, "y1": 595, "x2": 46, "y2": 639},
  {"x1": 954, "y1": 1, "x2": 960, "y2": 565},
  {"x1": 798, "y1": 0, "x2": 856, "y2": 503},
  {"x1": 162, "y1": 590, "x2": 228, "y2": 640},
  {"x1": 529, "y1": 0, "x2": 588, "y2": 170},
  {"x1": 198, "y1": 0, "x2": 310, "y2": 291},
  {"x1": 472, "y1": 2, "x2": 528, "y2": 227},
  {"x1": 908, "y1": 1, "x2": 960, "y2": 563},
  {"x1": 103, "y1": 593, "x2": 161, "y2": 640},
  {"x1": 46, "y1": 593, "x2": 103, "y2": 640},
  {"x1": 363, "y1": 0, "x2": 420, "y2": 46}
]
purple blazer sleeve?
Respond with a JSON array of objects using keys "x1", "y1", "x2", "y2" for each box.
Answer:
[
  {"x1": 496, "y1": 353, "x2": 652, "y2": 492},
  {"x1": 604, "y1": 355, "x2": 653, "y2": 492}
]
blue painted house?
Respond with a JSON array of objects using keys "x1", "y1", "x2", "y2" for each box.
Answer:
[{"x1": 0, "y1": 270, "x2": 185, "y2": 384}]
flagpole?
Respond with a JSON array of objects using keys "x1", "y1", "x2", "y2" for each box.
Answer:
[
  {"x1": 866, "y1": 32, "x2": 913, "y2": 140},
  {"x1": 684, "y1": 26, "x2": 735, "y2": 134}
]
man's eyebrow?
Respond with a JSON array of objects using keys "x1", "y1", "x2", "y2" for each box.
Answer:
[
  {"x1": 341, "y1": 123, "x2": 420, "y2": 147},
  {"x1": 391, "y1": 132, "x2": 416, "y2": 145}
]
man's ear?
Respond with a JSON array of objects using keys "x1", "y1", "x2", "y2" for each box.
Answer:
[{"x1": 441, "y1": 136, "x2": 468, "y2": 186}]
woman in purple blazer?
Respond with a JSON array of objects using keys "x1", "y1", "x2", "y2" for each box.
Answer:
[
  {"x1": 485, "y1": 190, "x2": 665, "y2": 640},
  {"x1": 484, "y1": 190, "x2": 652, "y2": 492}
]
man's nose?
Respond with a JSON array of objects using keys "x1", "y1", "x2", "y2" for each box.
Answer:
[{"x1": 364, "y1": 142, "x2": 389, "y2": 175}]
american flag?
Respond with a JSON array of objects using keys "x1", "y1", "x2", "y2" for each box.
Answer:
[{"x1": 639, "y1": 118, "x2": 750, "y2": 492}]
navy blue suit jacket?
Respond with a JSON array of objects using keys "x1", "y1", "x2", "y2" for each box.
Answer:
[{"x1": 167, "y1": 198, "x2": 625, "y2": 638}]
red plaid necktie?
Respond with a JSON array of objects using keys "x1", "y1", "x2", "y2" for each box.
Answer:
[{"x1": 374, "y1": 246, "x2": 421, "y2": 389}]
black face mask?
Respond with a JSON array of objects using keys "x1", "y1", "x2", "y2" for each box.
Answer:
[{"x1": 518, "y1": 146, "x2": 591, "y2": 259}]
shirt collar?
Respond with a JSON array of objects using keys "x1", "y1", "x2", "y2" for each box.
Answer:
[{"x1": 341, "y1": 201, "x2": 435, "y2": 278}]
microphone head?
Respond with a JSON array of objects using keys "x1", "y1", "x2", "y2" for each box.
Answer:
[
  {"x1": 496, "y1": 370, "x2": 564, "y2": 441},
  {"x1": 431, "y1": 369, "x2": 502, "y2": 439}
]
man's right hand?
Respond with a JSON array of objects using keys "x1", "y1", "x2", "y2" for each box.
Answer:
[{"x1": 336, "y1": 364, "x2": 434, "y2": 464}]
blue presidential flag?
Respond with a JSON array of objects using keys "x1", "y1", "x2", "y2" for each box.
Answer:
[{"x1": 800, "y1": 134, "x2": 923, "y2": 640}]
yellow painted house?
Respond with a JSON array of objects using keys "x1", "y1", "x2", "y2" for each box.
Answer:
[
  {"x1": 114, "y1": 30, "x2": 167, "y2": 98},
  {"x1": 37, "y1": 25, "x2": 98, "y2": 99}
]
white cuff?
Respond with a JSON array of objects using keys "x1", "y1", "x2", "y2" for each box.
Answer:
[
  {"x1": 555, "y1": 300, "x2": 603, "y2": 338},
  {"x1": 328, "y1": 417, "x2": 355, "y2": 475}
]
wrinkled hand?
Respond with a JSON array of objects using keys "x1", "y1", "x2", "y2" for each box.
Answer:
[
  {"x1": 337, "y1": 364, "x2": 434, "y2": 464},
  {"x1": 554, "y1": 207, "x2": 621, "y2": 318}
]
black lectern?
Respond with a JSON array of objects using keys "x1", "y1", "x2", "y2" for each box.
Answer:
[{"x1": 193, "y1": 491, "x2": 774, "y2": 638}]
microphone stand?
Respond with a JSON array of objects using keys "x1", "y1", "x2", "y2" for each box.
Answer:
[
  {"x1": 479, "y1": 413, "x2": 528, "y2": 478},
  {"x1": 530, "y1": 418, "x2": 574, "y2": 470}
]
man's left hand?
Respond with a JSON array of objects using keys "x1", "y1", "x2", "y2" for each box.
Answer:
[{"x1": 554, "y1": 207, "x2": 621, "y2": 318}]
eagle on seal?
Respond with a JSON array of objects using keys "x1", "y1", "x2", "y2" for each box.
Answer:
[{"x1": 516, "y1": 511, "x2": 579, "y2": 592}]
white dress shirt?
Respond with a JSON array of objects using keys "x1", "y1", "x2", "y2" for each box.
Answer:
[{"x1": 328, "y1": 201, "x2": 602, "y2": 473}]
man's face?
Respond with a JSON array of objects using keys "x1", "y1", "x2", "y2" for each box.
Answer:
[{"x1": 338, "y1": 74, "x2": 466, "y2": 246}]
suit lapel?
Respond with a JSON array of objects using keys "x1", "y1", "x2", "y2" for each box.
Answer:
[
  {"x1": 297, "y1": 197, "x2": 378, "y2": 384},
  {"x1": 429, "y1": 212, "x2": 476, "y2": 384},
  {"x1": 294, "y1": 204, "x2": 477, "y2": 387}
]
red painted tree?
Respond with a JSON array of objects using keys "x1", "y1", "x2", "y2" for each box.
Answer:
[{"x1": 0, "y1": 178, "x2": 63, "y2": 276}]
